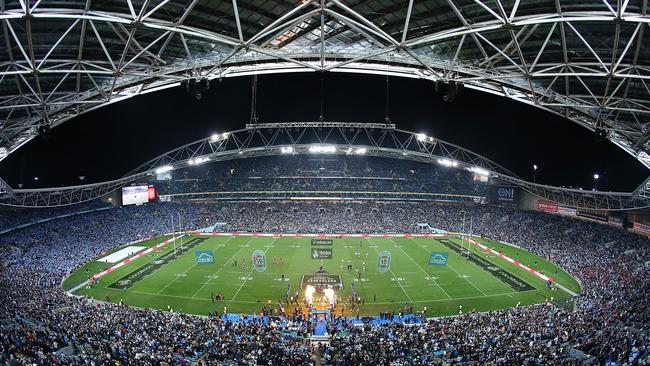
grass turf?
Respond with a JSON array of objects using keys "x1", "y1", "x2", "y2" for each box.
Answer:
[{"x1": 67, "y1": 235, "x2": 578, "y2": 317}]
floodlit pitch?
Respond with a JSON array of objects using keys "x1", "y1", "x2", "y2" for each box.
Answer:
[{"x1": 65, "y1": 235, "x2": 581, "y2": 317}]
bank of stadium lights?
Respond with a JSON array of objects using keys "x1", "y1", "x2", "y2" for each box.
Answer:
[
  {"x1": 188, "y1": 157, "x2": 210, "y2": 166},
  {"x1": 346, "y1": 147, "x2": 367, "y2": 155},
  {"x1": 210, "y1": 132, "x2": 229, "y2": 143},
  {"x1": 309, "y1": 145, "x2": 336, "y2": 154},
  {"x1": 280, "y1": 146, "x2": 294, "y2": 154},
  {"x1": 469, "y1": 166, "x2": 490, "y2": 176},
  {"x1": 155, "y1": 165, "x2": 174, "y2": 174},
  {"x1": 416, "y1": 133, "x2": 434, "y2": 143},
  {"x1": 437, "y1": 158, "x2": 458, "y2": 167}
]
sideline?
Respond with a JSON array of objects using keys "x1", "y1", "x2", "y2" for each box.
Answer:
[
  {"x1": 67, "y1": 280, "x2": 89, "y2": 295},
  {"x1": 466, "y1": 237, "x2": 579, "y2": 297}
]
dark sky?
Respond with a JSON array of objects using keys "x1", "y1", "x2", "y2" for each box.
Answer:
[{"x1": 0, "y1": 72, "x2": 647, "y2": 191}]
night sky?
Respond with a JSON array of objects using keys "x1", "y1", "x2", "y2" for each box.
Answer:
[{"x1": 0, "y1": 72, "x2": 646, "y2": 192}]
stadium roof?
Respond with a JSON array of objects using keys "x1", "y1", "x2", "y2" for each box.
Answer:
[{"x1": 0, "y1": 0, "x2": 648, "y2": 167}]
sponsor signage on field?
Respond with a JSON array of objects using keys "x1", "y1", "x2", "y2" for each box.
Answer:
[
  {"x1": 428, "y1": 251, "x2": 449, "y2": 266},
  {"x1": 300, "y1": 274, "x2": 343, "y2": 291},
  {"x1": 377, "y1": 251, "x2": 391, "y2": 272},
  {"x1": 436, "y1": 238, "x2": 535, "y2": 291},
  {"x1": 311, "y1": 239, "x2": 333, "y2": 246},
  {"x1": 252, "y1": 250, "x2": 267, "y2": 272},
  {"x1": 311, "y1": 248, "x2": 333, "y2": 259},
  {"x1": 537, "y1": 200, "x2": 558, "y2": 213},
  {"x1": 195, "y1": 250, "x2": 215, "y2": 264}
]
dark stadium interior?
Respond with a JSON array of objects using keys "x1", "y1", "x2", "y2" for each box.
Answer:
[
  {"x1": 1, "y1": 1, "x2": 650, "y2": 365},
  {"x1": 0, "y1": 73, "x2": 647, "y2": 191}
]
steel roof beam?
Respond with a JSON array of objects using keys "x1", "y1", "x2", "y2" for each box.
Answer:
[{"x1": 1, "y1": 122, "x2": 648, "y2": 209}]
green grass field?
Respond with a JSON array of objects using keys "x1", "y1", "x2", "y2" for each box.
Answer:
[{"x1": 65, "y1": 234, "x2": 580, "y2": 317}]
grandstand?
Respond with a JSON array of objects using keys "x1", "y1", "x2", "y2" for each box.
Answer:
[
  {"x1": 1, "y1": 1, "x2": 650, "y2": 365},
  {"x1": 1, "y1": 145, "x2": 649, "y2": 364}
]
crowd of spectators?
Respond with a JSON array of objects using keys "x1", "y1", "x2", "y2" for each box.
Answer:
[
  {"x1": 0, "y1": 199, "x2": 649, "y2": 365},
  {"x1": 155, "y1": 155, "x2": 490, "y2": 198},
  {"x1": 0, "y1": 199, "x2": 109, "y2": 233}
]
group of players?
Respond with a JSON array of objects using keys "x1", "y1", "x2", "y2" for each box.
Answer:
[
  {"x1": 340, "y1": 245, "x2": 369, "y2": 281},
  {"x1": 230, "y1": 256, "x2": 285, "y2": 271}
]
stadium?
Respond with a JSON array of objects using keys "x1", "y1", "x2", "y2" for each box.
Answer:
[{"x1": 0, "y1": 1, "x2": 649, "y2": 365}]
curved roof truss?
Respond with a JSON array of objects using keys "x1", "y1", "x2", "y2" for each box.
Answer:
[
  {"x1": 1, "y1": 121, "x2": 648, "y2": 210},
  {"x1": 0, "y1": 1, "x2": 648, "y2": 169}
]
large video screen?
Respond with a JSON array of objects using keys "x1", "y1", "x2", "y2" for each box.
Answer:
[{"x1": 122, "y1": 185, "x2": 149, "y2": 206}]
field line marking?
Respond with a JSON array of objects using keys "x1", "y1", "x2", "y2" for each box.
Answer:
[
  {"x1": 129, "y1": 288, "x2": 523, "y2": 305},
  {"x1": 230, "y1": 238, "x2": 277, "y2": 301},
  {"x1": 428, "y1": 237, "x2": 531, "y2": 296},
  {"x1": 387, "y1": 266, "x2": 413, "y2": 303},
  {"x1": 156, "y1": 263, "x2": 199, "y2": 295},
  {"x1": 368, "y1": 239, "x2": 413, "y2": 303},
  {"x1": 387, "y1": 238, "x2": 452, "y2": 299},
  {"x1": 407, "y1": 237, "x2": 491, "y2": 296},
  {"x1": 154, "y1": 238, "x2": 220, "y2": 295},
  {"x1": 129, "y1": 290, "x2": 263, "y2": 303},
  {"x1": 465, "y1": 237, "x2": 579, "y2": 297},
  {"x1": 190, "y1": 237, "x2": 246, "y2": 298},
  {"x1": 112, "y1": 237, "x2": 198, "y2": 290}
]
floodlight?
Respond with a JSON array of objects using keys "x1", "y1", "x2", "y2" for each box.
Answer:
[
  {"x1": 437, "y1": 158, "x2": 458, "y2": 167},
  {"x1": 593, "y1": 173, "x2": 599, "y2": 180},
  {"x1": 470, "y1": 166, "x2": 489, "y2": 176},
  {"x1": 416, "y1": 133, "x2": 434, "y2": 142},
  {"x1": 533, "y1": 164, "x2": 538, "y2": 170},
  {"x1": 355, "y1": 147, "x2": 367, "y2": 155},
  {"x1": 210, "y1": 133, "x2": 228, "y2": 142},
  {"x1": 155, "y1": 165, "x2": 174, "y2": 174},
  {"x1": 309, "y1": 145, "x2": 336, "y2": 153},
  {"x1": 188, "y1": 157, "x2": 210, "y2": 166},
  {"x1": 280, "y1": 146, "x2": 294, "y2": 154}
]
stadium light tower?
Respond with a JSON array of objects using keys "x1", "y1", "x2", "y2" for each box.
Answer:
[
  {"x1": 594, "y1": 173, "x2": 600, "y2": 191},
  {"x1": 532, "y1": 164, "x2": 538, "y2": 183}
]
